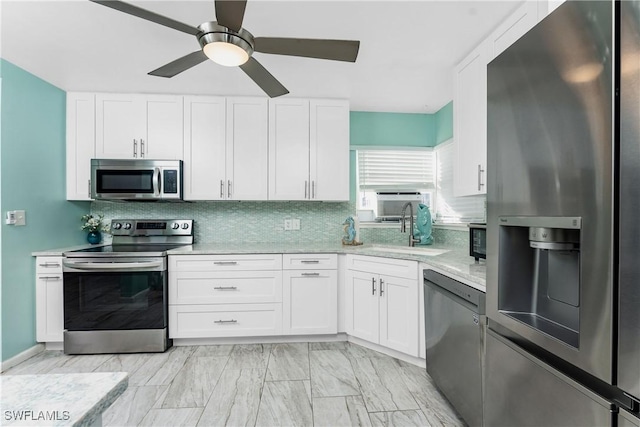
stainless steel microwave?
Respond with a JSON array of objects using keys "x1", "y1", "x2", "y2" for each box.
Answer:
[{"x1": 91, "y1": 159, "x2": 183, "y2": 201}]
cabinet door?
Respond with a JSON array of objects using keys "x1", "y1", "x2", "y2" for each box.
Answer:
[
  {"x1": 345, "y1": 270, "x2": 379, "y2": 343},
  {"x1": 95, "y1": 93, "x2": 145, "y2": 159},
  {"x1": 310, "y1": 99, "x2": 349, "y2": 201},
  {"x1": 379, "y1": 274, "x2": 419, "y2": 356},
  {"x1": 66, "y1": 92, "x2": 95, "y2": 201},
  {"x1": 183, "y1": 96, "x2": 226, "y2": 200},
  {"x1": 144, "y1": 95, "x2": 184, "y2": 160},
  {"x1": 268, "y1": 98, "x2": 310, "y2": 200},
  {"x1": 36, "y1": 275, "x2": 64, "y2": 342},
  {"x1": 226, "y1": 97, "x2": 268, "y2": 200},
  {"x1": 488, "y1": 1, "x2": 539, "y2": 61},
  {"x1": 453, "y1": 41, "x2": 488, "y2": 197},
  {"x1": 283, "y1": 270, "x2": 337, "y2": 335}
]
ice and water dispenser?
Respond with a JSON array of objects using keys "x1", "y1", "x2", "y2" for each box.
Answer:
[{"x1": 497, "y1": 217, "x2": 581, "y2": 348}]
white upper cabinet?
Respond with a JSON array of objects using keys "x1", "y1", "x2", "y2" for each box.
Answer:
[
  {"x1": 183, "y1": 96, "x2": 226, "y2": 200},
  {"x1": 226, "y1": 97, "x2": 268, "y2": 200},
  {"x1": 95, "y1": 93, "x2": 183, "y2": 160},
  {"x1": 269, "y1": 98, "x2": 349, "y2": 201},
  {"x1": 66, "y1": 92, "x2": 95, "y2": 201},
  {"x1": 453, "y1": 40, "x2": 489, "y2": 197},
  {"x1": 183, "y1": 96, "x2": 268, "y2": 201},
  {"x1": 310, "y1": 100, "x2": 350, "y2": 201},
  {"x1": 488, "y1": 1, "x2": 539, "y2": 61},
  {"x1": 269, "y1": 98, "x2": 311, "y2": 200}
]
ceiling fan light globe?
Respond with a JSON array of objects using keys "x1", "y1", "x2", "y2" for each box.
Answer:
[{"x1": 204, "y1": 41, "x2": 249, "y2": 66}]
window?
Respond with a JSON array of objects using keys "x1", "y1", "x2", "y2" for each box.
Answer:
[
  {"x1": 433, "y1": 140, "x2": 485, "y2": 223},
  {"x1": 356, "y1": 148, "x2": 435, "y2": 221}
]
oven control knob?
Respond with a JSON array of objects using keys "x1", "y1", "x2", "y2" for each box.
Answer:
[
  {"x1": 181, "y1": 223, "x2": 189, "y2": 230},
  {"x1": 113, "y1": 223, "x2": 122, "y2": 230},
  {"x1": 123, "y1": 223, "x2": 132, "y2": 230},
  {"x1": 171, "y1": 223, "x2": 180, "y2": 230}
]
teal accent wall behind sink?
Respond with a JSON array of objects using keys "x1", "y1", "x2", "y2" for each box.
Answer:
[{"x1": 1, "y1": 59, "x2": 89, "y2": 362}]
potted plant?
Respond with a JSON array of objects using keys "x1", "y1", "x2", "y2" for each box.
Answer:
[{"x1": 81, "y1": 214, "x2": 110, "y2": 244}]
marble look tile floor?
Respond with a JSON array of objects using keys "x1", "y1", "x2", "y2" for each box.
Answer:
[{"x1": 2, "y1": 342, "x2": 465, "y2": 427}]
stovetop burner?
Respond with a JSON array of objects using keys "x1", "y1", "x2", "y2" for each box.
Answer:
[{"x1": 64, "y1": 219, "x2": 194, "y2": 258}]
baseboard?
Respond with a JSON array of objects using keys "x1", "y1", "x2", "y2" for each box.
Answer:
[
  {"x1": 347, "y1": 336, "x2": 426, "y2": 368},
  {"x1": 1, "y1": 343, "x2": 44, "y2": 373},
  {"x1": 174, "y1": 333, "x2": 348, "y2": 347}
]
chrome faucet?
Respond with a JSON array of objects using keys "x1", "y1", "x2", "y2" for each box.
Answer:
[{"x1": 400, "y1": 202, "x2": 420, "y2": 247}]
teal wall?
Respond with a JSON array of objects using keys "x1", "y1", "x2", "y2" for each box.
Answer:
[
  {"x1": 1, "y1": 59, "x2": 89, "y2": 361},
  {"x1": 435, "y1": 101, "x2": 453, "y2": 144},
  {"x1": 348, "y1": 102, "x2": 453, "y2": 201}
]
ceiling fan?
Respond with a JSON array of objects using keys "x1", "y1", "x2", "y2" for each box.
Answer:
[{"x1": 90, "y1": 0, "x2": 361, "y2": 98}]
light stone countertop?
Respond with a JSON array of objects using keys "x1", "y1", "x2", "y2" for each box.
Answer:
[
  {"x1": 168, "y1": 242, "x2": 486, "y2": 291},
  {"x1": 31, "y1": 242, "x2": 485, "y2": 291},
  {"x1": 0, "y1": 372, "x2": 128, "y2": 426}
]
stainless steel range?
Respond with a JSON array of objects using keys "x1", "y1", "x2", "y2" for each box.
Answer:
[{"x1": 62, "y1": 219, "x2": 193, "y2": 354}]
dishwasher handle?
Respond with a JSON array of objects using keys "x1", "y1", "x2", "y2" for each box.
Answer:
[{"x1": 424, "y1": 269, "x2": 485, "y2": 313}]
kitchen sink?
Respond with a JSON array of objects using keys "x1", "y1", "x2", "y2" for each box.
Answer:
[{"x1": 367, "y1": 246, "x2": 449, "y2": 256}]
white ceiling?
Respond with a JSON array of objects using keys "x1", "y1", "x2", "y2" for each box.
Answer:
[{"x1": 1, "y1": 0, "x2": 521, "y2": 113}]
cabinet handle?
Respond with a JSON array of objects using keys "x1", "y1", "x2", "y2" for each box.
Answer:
[
  {"x1": 372, "y1": 277, "x2": 376, "y2": 295},
  {"x1": 88, "y1": 180, "x2": 91, "y2": 198},
  {"x1": 214, "y1": 319, "x2": 238, "y2": 324},
  {"x1": 312, "y1": 180, "x2": 315, "y2": 199},
  {"x1": 228, "y1": 180, "x2": 232, "y2": 199},
  {"x1": 214, "y1": 286, "x2": 238, "y2": 290},
  {"x1": 478, "y1": 164, "x2": 485, "y2": 191},
  {"x1": 140, "y1": 139, "x2": 145, "y2": 158},
  {"x1": 301, "y1": 260, "x2": 319, "y2": 264},
  {"x1": 301, "y1": 272, "x2": 320, "y2": 277},
  {"x1": 304, "y1": 180, "x2": 308, "y2": 199},
  {"x1": 133, "y1": 139, "x2": 137, "y2": 158},
  {"x1": 213, "y1": 261, "x2": 238, "y2": 265},
  {"x1": 39, "y1": 276, "x2": 61, "y2": 280},
  {"x1": 220, "y1": 180, "x2": 224, "y2": 199},
  {"x1": 39, "y1": 262, "x2": 61, "y2": 267},
  {"x1": 380, "y1": 278, "x2": 384, "y2": 296}
]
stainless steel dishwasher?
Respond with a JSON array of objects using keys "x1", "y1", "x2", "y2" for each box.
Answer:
[{"x1": 424, "y1": 269, "x2": 486, "y2": 427}]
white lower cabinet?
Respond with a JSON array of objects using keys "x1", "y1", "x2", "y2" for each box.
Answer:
[
  {"x1": 283, "y1": 269, "x2": 337, "y2": 335},
  {"x1": 35, "y1": 257, "x2": 64, "y2": 343},
  {"x1": 168, "y1": 254, "x2": 283, "y2": 339},
  {"x1": 345, "y1": 255, "x2": 419, "y2": 356}
]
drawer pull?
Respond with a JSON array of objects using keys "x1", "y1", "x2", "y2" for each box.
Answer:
[
  {"x1": 301, "y1": 272, "x2": 320, "y2": 277},
  {"x1": 214, "y1": 319, "x2": 238, "y2": 324},
  {"x1": 39, "y1": 263, "x2": 61, "y2": 267},
  {"x1": 213, "y1": 261, "x2": 238, "y2": 265},
  {"x1": 39, "y1": 276, "x2": 61, "y2": 280},
  {"x1": 213, "y1": 286, "x2": 238, "y2": 290},
  {"x1": 301, "y1": 260, "x2": 320, "y2": 264}
]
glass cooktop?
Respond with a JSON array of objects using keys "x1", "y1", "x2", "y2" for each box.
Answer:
[{"x1": 65, "y1": 244, "x2": 188, "y2": 257}]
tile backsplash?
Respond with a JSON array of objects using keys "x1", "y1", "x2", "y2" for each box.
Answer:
[{"x1": 92, "y1": 201, "x2": 468, "y2": 247}]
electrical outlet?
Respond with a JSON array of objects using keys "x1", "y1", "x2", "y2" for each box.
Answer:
[
  {"x1": 284, "y1": 219, "x2": 292, "y2": 231},
  {"x1": 292, "y1": 218, "x2": 301, "y2": 230}
]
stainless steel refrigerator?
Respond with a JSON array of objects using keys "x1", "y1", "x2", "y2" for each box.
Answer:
[{"x1": 486, "y1": 1, "x2": 640, "y2": 425}]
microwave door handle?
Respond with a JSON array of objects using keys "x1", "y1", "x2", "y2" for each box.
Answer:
[{"x1": 153, "y1": 168, "x2": 161, "y2": 196}]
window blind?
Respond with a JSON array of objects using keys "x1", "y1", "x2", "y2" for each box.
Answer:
[
  {"x1": 434, "y1": 141, "x2": 485, "y2": 223},
  {"x1": 357, "y1": 149, "x2": 435, "y2": 191}
]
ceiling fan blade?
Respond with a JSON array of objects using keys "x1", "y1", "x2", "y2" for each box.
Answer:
[
  {"x1": 254, "y1": 38, "x2": 360, "y2": 62},
  {"x1": 239, "y1": 57, "x2": 289, "y2": 98},
  {"x1": 90, "y1": 0, "x2": 200, "y2": 36},
  {"x1": 148, "y1": 51, "x2": 208, "y2": 78},
  {"x1": 215, "y1": 0, "x2": 247, "y2": 32}
]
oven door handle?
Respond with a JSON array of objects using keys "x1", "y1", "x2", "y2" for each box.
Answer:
[{"x1": 63, "y1": 260, "x2": 164, "y2": 271}]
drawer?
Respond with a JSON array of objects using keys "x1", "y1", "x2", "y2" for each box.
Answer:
[
  {"x1": 347, "y1": 254, "x2": 417, "y2": 279},
  {"x1": 36, "y1": 256, "x2": 63, "y2": 274},
  {"x1": 283, "y1": 253, "x2": 337, "y2": 270},
  {"x1": 169, "y1": 254, "x2": 282, "y2": 272},
  {"x1": 169, "y1": 271, "x2": 283, "y2": 304},
  {"x1": 169, "y1": 303, "x2": 282, "y2": 338}
]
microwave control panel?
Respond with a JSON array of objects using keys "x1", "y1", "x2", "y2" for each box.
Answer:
[{"x1": 163, "y1": 170, "x2": 178, "y2": 194}]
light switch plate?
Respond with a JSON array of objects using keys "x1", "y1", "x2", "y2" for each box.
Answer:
[
  {"x1": 284, "y1": 219, "x2": 292, "y2": 231},
  {"x1": 292, "y1": 219, "x2": 301, "y2": 230},
  {"x1": 6, "y1": 210, "x2": 26, "y2": 226}
]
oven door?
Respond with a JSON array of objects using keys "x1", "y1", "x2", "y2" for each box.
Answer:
[{"x1": 63, "y1": 257, "x2": 167, "y2": 331}]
